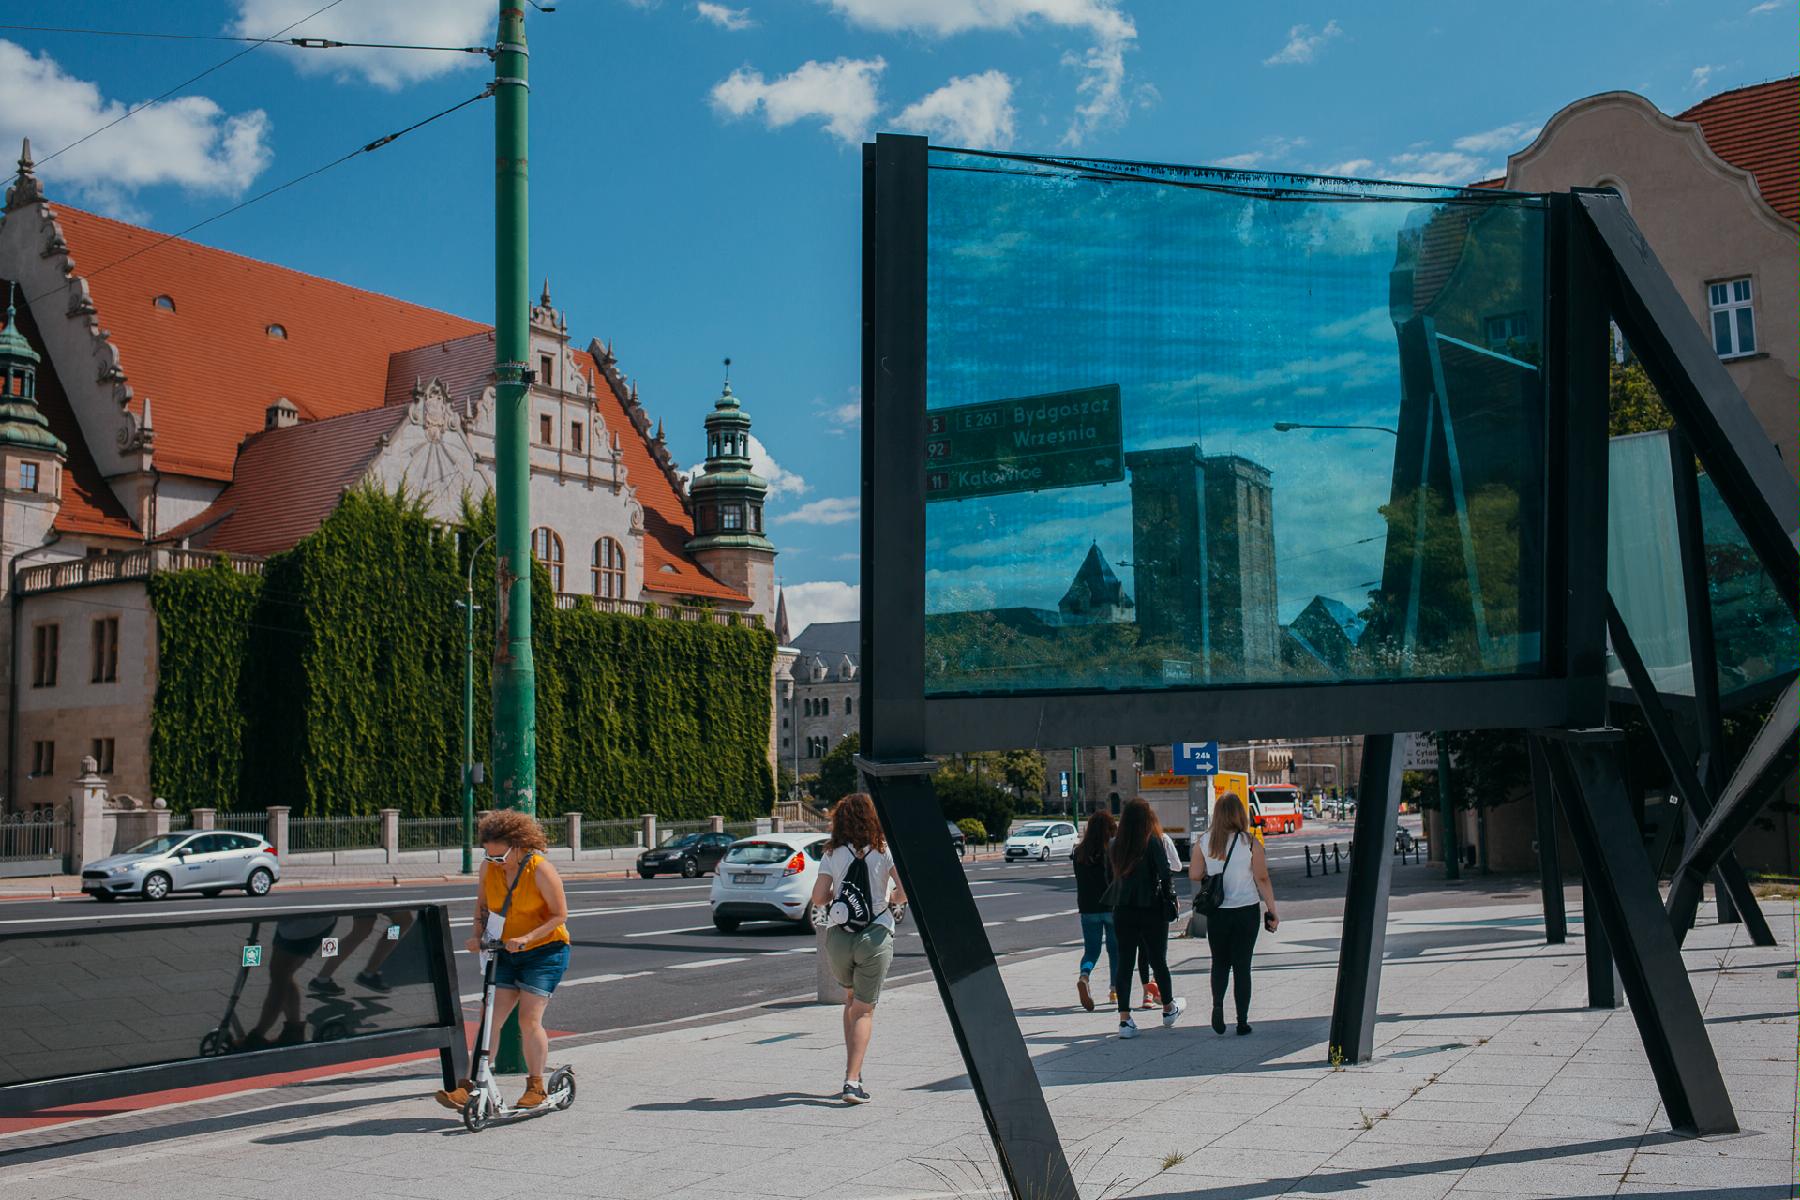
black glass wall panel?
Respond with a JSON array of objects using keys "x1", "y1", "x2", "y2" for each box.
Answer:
[{"x1": 921, "y1": 150, "x2": 1550, "y2": 698}]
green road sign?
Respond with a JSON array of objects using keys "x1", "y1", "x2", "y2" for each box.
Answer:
[
  {"x1": 926, "y1": 384, "x2": 1123, "y2": 502},
  {"x1": 243, "y1": 944, "x2": 263, "y2": 968}
]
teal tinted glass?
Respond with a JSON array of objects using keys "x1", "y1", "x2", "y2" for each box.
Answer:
[
  {"x1": 1606, "y1": 431, "x2": 1693, "y2": 696},
  {"x1": 1698, "y1": 472, "x2": 1796, "y2": 702},
  {"x1": 922, "y1": 149, "x2": 1551, "y2": 696}
]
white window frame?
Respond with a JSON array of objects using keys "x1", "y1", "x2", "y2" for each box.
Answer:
[{"x1": 1707, "y1": 277, "x2": 1757, "y2": 359}]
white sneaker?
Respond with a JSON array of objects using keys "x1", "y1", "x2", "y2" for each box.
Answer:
[
  {"x1": 1118, "y1": 1017, "x2": 1139, "y2": 1039},
  {"x1": 1161, "y1": 997, "x2": 1187, "y2": 1028}
]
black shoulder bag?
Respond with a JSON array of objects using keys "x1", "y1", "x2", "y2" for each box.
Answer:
[{"x1": 1193, "y1": 834, "x2": 1238, "y2": 917}]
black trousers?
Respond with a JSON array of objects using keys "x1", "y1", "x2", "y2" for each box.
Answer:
[
  {"x1": 1113, "y1": 907, "x2": 1172, "y2": 1015},
  {"x1": 1206, "y1": 904, "x2": 1261, "y2": 1022}
]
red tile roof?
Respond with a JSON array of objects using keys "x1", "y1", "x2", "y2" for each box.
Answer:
[
  {"x1": 1676, "y1": 77, "x2": 1798, "y2": 222},
  {"x1": 385, "y1": 331, "x2": 495, "y2": 408},
  {"x1": 53, "y1": 206, "x2": 484, "y2": 481},
  {"x1": 574, "y1": 347, "x2": 750, "y2": 604},
  {"x1": 165, "y1": 406, "x2": 407, "y2": 556},
  {"x1": 3, "y1": 294, "x2": 137, "y2": 539}
]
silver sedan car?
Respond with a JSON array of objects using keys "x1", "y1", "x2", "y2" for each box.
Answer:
[{"x1": 81, "y1": 831, "x2": 281, "y2": 901}]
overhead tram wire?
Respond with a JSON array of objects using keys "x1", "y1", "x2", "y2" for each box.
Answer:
[
  {"x1": 22, "y1": 86, "x2": 496, "y2": 311},
  {"x1": 0, "y1": 23, "x2": 494, "y2": 56},
  {"x1": 32, "y1": 0, "x2": 351, "y2": 169}
]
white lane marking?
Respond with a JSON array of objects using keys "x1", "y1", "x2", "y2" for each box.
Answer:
[
  {"x1": 563, "y1": 900, "x2": 710, "y2": 918},
  {"x1": 458, "y1": 968, "x2": 654, "y2": 1002},
  {"x1": 624, "y1": 924, "x2": 718, "y2": 938},
  {"x1": 1016, "y1": 909, "x2": 1079, "y2": 923},
  {"x1": 982, "y1": 921, "x2": 1002, "y2": 927},
  {"x1": 0, "y1": 899, "x2": 429, "y2": 925},
  {"x1": 967, "y1": 891, "x2": 1021, "y2": 899},
  {"x1": 670, "y1": 957, "x2": 745, "y2": 970},
  {"x1": 564, "y1": 884, "x2": 711, "y2": 896}
]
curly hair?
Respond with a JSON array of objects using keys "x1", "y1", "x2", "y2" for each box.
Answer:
[
  {"x1": 477, "y1": 809, "x2": 549, "y2": 852},
  {"x1": 826, "y1": 792, "x2": 885, "y2": 853}
]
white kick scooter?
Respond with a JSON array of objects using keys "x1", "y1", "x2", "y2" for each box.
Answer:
[{"x1": 460, "y1": 930, "x2": 576, "y2": 1131}]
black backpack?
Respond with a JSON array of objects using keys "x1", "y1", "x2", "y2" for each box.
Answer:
[{"x1": 834, "y1": 849, "x2": 882, "y2": 933}]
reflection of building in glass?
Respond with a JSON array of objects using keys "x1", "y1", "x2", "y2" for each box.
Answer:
[
  {"x1": 1126, "y1": 446, "x2": 1278, "y2": 677},
  {"x1": 1058, "y1": 542, "x2": 1134, "y2": 625},
  {"x1": 1283, "y1": 595, "x2": 1369, "y2": 675}
]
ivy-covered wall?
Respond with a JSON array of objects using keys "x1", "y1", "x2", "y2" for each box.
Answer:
[{"x1": 150, "y1": 488, "x2": 775, "y2": 820}]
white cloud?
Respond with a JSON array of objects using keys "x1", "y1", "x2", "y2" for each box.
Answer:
[
  {"x1": 781, "y1": 496, "x2": 859, "y2": 525},
  {"x1": 894, "y1": 70, "x2": 1016, "y2": 150},
  {"x1": 0, "y1": 41, "x2": 271, "y2": 220},
  {"x1": 1214, "y1": 135, "x2": 1307, "y2": 171},
  {"x1": 1384, "y1": 148, "x2": 1495, "y2": 186},
  {"x1": 784, "y1": 580, "x2": 860, "y2": 631},
  {"x1": 696, "y1": 2, "x2": 756, "y2": 30},
  {"x1": 817, "y1": 394, "x2": 860, "y2": 435},
  {"x1": 711, "y1": 57, "x2": 886, "y2": 145},
  {"x1": 1748, "y1": 2, "x2": 1782, "y2": 14},
  {"x1": 1688, "y1": 64, "x2": 1723, "y2": 92},
  {"x1": 1263, "y1": 20, "x2": 1342, "y2": 67},
  {"x1": 820, "y1": 0, "x2": 1137, "y2": 145},
  {"x1": 1452, "y1": 121, "x2": 1540, "y2": 155},
  {"x1": 1314, "y1": 158, "x2": 1374, "y2": 177},
  {"x1": 686, "y1": 434, "x2": 807, "y2": 500},
  {"x1": 229, "y1": 0, "x2": 491, "y2": 90},
  {"x1": 1313, "y1": 306, "x2": 1392, "y2": 343}
]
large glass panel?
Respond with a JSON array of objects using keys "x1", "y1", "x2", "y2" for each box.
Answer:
[
  {"x1": 1698, "y1": 472, "x2": 1796, "y2": 702},
  {"x1": 1605, "y1": 431, "x2": 1693, "y2": 695},
  {"x1": 0, "y1": 908, "x2": 443, "y2": 1087},
  {"x1": 922, "y1": 149, "x2": 1550, "y2": 697}
]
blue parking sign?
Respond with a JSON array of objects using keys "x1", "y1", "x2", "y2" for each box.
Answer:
[{"x1": 1174, "y1": 742, "x2": 1218, "y2": 776}]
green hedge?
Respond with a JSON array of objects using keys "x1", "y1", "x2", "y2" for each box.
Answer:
[{"x1": 150, "y1": 488, "x2": 774, "y2": 820}]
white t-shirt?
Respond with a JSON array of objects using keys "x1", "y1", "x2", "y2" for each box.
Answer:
[
  {"x1": 1198, "y1": 833, "x2": 1258, "y2": 909},
  {"x1": 819, "y1": 844, "x2": 897, "y2": 930}
]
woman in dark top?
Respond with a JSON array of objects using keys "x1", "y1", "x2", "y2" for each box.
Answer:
[
  {"x1": 1109, "y1": 799, "x2": 1186, "y2": 1038},
  {"x1": 1073, "y1": 809, "x2": 1156, "y2": 1012}
]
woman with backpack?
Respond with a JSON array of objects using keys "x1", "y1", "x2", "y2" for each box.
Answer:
[
  {"x1": 1190, "y1": 793, "x2": 1280, "y2": 1035},
  {"x1": 1071, "y1": 809, "x2": 1155, "y2": 1012},
  {"x1": 1108, "y1": 799, "x2": 1185, "y2": 1038},
  {"x1": 810, "y1": 792, "x2": 906, "y2": 1104}
]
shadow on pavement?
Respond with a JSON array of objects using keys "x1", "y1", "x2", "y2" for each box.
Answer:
[
  {"x1": 254, "y1": 1116, "x2": 451, "y2": 1143},
  {"x1": 629, "y1": 1092, "x2": 844, "y2": 1113}
]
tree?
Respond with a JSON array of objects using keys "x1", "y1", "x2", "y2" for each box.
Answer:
[
  {"x1": 1609, "y1": 356, "x2": 1673, "y2": 437},
  {"x1": 995, "y1": 749, "x2": 1046, "y2": 801},
  {"x1": 815, "y1": 732, "x2": 861, "y2": 805},
  {"x1": 935, "y1": 768, "x2": 1015, "y2": 841},
  {"x1": 776, "y1": 764, "x2": 797, "y2": 802}
]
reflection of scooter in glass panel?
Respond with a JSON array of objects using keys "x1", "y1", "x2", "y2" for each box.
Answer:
[
  {"x1": 458, "y1": 933, "x2": 574, "y2": 1131},
  {"x1": 199, "y1": 922, "x2": 262, "y2": 1056}
]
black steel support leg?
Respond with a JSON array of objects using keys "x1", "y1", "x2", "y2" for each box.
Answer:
[
  {"x1": 1581, "y1": 879, "x2": 1616, "y2": 1009},
  {"x1": 1328, "y1": 733, "x2": 1401, "y2": 1065},
  {"x1": 1539, "y1": 731, "x2": 1737, "y2": 1136},
  {"x1": 1526, "y1": 738, "x2": 1567, "y2": 944},
  {"x1": 865, "y1": 768, "x2": 1077, "y2": 1200}
]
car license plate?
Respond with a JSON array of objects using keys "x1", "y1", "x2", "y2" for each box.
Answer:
[{"x1": 733, "y1": 873, "x2": 765, "y2": 886}]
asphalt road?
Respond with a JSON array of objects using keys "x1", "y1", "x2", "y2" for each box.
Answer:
[{"x1": 0, "y1": 814, "x2": 1535, "y2": 1039}]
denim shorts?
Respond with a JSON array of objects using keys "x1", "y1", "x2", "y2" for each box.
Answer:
[{"x1": 494, "y1": 941, "x2": 570, "y2": 997}]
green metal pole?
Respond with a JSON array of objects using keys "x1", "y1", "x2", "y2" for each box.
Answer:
[
  {"x1": 461, "y1": 589, "x2": 475, "y2": 876},
  {"x1": 492, "y1": 0, "x2": 533, "y2": 1075},
  {"x1": 1437, "y1": 731, "x2": 1459, "y2": 880}
]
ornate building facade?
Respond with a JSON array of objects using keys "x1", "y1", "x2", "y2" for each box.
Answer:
[{"x1": 0, "y1": 144, "x2": 776, "y2": 811}]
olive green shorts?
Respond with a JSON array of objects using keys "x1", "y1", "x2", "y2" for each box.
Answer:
[{"x1": 825, "y1": 924, "x2": 895, "y2": 1005}]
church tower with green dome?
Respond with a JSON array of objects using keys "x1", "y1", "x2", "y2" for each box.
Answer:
[
  {"x1": 686, "y1": 361, "x2": 776, "y2": 619},
  {"x1": 0, "y1": 285, "x2": 65, "y2": 511}
]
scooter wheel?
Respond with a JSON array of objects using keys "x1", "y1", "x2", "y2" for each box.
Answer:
[
  {"x1": 462, "y1": 1093, "x2": 492, "y2": 1132},
  {"x1": 549, "y1": 1066, "x2": 576, "y2": 1111},
  {"x1": 198, "y1": 1029, "x2": 228, "y2": 1058}
]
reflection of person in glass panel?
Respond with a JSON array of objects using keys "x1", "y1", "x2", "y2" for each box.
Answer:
[
  {"x1": 309, "y1": 910, "x2": 415, "y2": 994},
  {"x1": 239, "y1": 914, "x2": 337, "y2": 1049}
]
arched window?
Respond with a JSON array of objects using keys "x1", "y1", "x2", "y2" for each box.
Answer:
[
  {"x1": 532, "y1": 527, "x2": 564, "y2": 591},
  {"x1": 592, "y1": 536, "x2": 625, "y2": 598}
]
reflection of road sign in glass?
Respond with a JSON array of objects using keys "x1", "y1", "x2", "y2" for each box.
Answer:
[
  {"x1": 386, "y1": 923, "x2": 401, "y2": 941},
  {"x1": 320, "y1": 937, "x2": 339, "y2": 958},
  {"x1": 243, "y1": 945, "x2": 263, "y2": 968},
  {"x1": 1401, "y1": 733, "x2": 1439, "y2": 772},
  {"x1": 926, "y1": 385, "x2": 1123, "y2": 502},
  {"x1": 1174, "y1": 742, "x2": 1219, "y2": 775}
]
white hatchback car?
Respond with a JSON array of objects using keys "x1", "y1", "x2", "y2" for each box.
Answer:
[
  {"x1": 709, "y1": 831, "x2": 830, "y2": 932},
  {"x1": 1004, "y1": 821, "x2": 1078, "y2": 862}
]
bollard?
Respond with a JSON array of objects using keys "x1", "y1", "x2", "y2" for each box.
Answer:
[{"x1": 1304, "y1": 845, "x2": 1313, "y2": 878}]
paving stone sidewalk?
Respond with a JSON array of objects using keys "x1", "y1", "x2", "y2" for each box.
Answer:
[{"x1": 1, "y1": 901, "x2": 1793, "y2": 1200}]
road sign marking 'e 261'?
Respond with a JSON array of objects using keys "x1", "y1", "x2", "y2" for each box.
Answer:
[{"x1": 926, "y1": 384, "x2": 1123, "y2": 502}]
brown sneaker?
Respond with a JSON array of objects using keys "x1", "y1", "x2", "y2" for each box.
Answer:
[
  {"x1": 433, "y1": 1080, "x2": 472, "y2": 1110},
  {"x1": 1076, "y1": 974, "x2": 1094, "y2": 1012},
  {"x1": 516, "y1": 1075, "x2": 548, "y2": 1109}
]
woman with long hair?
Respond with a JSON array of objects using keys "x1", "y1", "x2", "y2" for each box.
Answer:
[
  {"x1": 1190, "y1": 793, "x2": 1279, "y2": 1035},
  {"x1": 809, "y1": 792, "x2": 906, "y2": 1103},
  {"x1": 1071, "y1": 809, "x2": 1118, "y2": 1011},
  {"x1": 1108, "y1": 799, "x2": 1185, "y2": 1038},
  {"x1": 435, "y1": 810, "x2": 570, "y2": 1110}
]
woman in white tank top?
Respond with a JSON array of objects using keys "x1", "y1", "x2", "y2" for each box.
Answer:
[{"x1": 1189, "y1": 794, "x2": 1279, "y2": 1036}]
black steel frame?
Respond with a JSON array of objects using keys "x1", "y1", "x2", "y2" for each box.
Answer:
[
  {"x1": 862, "y1": 139, "x2": 1790, "y2": 1190},
  {"x1": 1525, "y1": 736, "x2": 1568, "y2": 944},
  {"x1": 0, "y1": 903, "x2": 468, "y2": 1117}
]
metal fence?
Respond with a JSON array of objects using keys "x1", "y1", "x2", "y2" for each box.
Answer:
[
  {"x1": 399, "y1": 817, "x2": 464, "y2": 850},
  {"x1": 215, "y1": 812, "x2": 268, "y2": 839},
  {"x1": 581, "y1": 818, "x2": 642, "y2": 850},
  {"x1": 654, "y1": 820, "x2": 712, "y2": 846},
  {"x1": 287, "y1": 815, "x2": 381, "y2": 853},
  {"x1": 0, "y1": 813, "x2": 60, "y2": 862}
]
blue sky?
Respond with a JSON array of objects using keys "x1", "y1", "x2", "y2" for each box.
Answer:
[{"x1": 1, "y1": 0, "x2": 1791, "y2": 631}]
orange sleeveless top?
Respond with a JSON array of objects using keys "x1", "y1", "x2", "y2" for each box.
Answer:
[{"x1": 482, "y1": 854, "x2": 570, "y2": 950}]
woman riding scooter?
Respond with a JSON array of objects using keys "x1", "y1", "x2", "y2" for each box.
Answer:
[{"x1": 435, "y1": 810, "x2": 570, "y2": 1112}]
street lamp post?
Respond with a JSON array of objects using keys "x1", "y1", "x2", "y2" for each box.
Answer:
[
  {"x1": 1273, "y1": 421, "x2": 1399, "y2": 436},
  {"x1": 459, "y1": 533, "x2": 496, "y2": 875}
]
